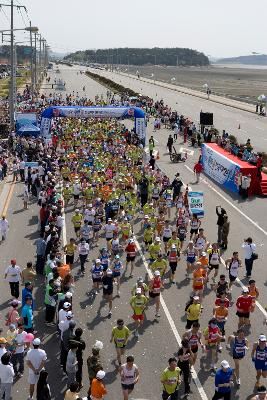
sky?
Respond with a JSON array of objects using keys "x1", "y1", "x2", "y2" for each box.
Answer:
[{"x1": 0, "y1": 0, "x2": 266, "y2": 58}]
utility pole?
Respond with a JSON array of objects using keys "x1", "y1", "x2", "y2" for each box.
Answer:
[
  {"x1": 34, "y1": 31, "x2": 37, "y2": 90},
  {"x1": 29, "y1": 21, "x2": 34, "y2": 97},
  {"x1": 0, "y1": 1, "x2": 27, "y2": 130}
]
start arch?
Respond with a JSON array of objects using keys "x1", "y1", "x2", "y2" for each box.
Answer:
[{"x1": 40, "y1": 105, "x2": 146, "y2": 144}]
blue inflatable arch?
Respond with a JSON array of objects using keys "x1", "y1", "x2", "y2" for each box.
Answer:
[{"x1": 40, "y1": 106, "x2": 146, "y2": 144}]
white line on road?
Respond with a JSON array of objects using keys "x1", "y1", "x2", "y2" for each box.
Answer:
[{"x1": 133, "y1": 235, "x2": 209, "y2": 400}]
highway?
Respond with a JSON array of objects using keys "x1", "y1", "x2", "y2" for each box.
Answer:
[{"x1": 0, "y1": 65, "x2": 266, "y2": 400}]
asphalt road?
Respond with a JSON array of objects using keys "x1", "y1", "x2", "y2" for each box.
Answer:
[
  {"x1": 87, "y1": 67, "x2": 267, "y2": 153},
  {"x1": 0, "y1": 65, "x2": 266, "y2": 400}
]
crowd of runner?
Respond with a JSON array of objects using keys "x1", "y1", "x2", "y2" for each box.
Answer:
[{"x1": 0, "y1": 87, "x2": 266, "y2": 400}]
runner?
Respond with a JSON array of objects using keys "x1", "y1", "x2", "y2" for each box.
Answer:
[
  {"x1": 182, "y1": 322, "x2": 204, "y2": 366},
  {"x1": 119, "y1": 355, "x2": 139, "y2": 400},
  {"x1": 110, "y1": 319, "x2": 130, "y2": 365},
  {"x1": 125, "y1": 238, "x2": 137, "y2": 278},
  {"x1": 112, "y1": 255, "x2": 123, "y2": 296},
  {"x1": 227, "y1": 328, "x2": 248, "y2": 386},
  {"x1": 161, "y1": 357, "x2": 181, "y2": 400},
  {"x1": 130, "y1": 288, "x2": 148, "y2": 337},
  {"x1": 236, "y1": 288, "x2": 253, "y2": 329},
  {"x1": 168, "y1": 244, "x2": 180, "y2": 284},
  {"x1": 101, "y1": 269, "x2": 113, "y2": 316},
  {"x1": 203, "y1": 318, "x2": 223, "y2": 373},
  {"x1": 251, "y1": 335, "x2": 267, "y2": 388},
  {"x1": 91, "y1": 259, "x2": 103, "y2": 295},
  {"x1": 225, "y1": 251, "x2": 242, "y2": 290},
  {"x1": 149, "y1": 270, "x2": 163, "y2": 318}
]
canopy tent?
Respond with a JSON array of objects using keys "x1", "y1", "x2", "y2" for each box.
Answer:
[{"x1": 17, "y1": 124, "x2": 41, "y2": 137}]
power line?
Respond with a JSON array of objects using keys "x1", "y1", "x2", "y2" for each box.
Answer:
[{"x1": 0, "y1": 5, "x2": 10, "y2": 23}]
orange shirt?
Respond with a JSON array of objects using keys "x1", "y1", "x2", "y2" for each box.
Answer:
[
  {"x1": 90, "y1": 378, "x2": 107, "y2": 399},
  {"x1": 214, "y1": 306, "x2": 228, "y2": 322},
  {"x1": 193, "y1": 268, "x2": 206, "y2": 287},
  {"x1": 199, "y1": 256, "x2": 208, "y2": 267}
]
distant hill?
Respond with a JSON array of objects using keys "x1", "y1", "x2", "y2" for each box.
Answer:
[
  {"x1": 64, "y1": 47, "x2": 209, "y2": 67},
  {"x1": 217, "y1": 54, "x2": 267, "y2": 65}
]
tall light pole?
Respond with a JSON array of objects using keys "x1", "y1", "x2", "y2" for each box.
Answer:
[{"x1": 10, "y1": 0, "x2": 15, "y2": 130}]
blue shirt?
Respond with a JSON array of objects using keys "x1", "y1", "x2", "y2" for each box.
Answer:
[
  {"x1": 22, "y1": 288, "x2": 34, "y2": 310},
  {"x1": 21, "y1": 304, "x2": 33, "y2": 329},
  {"x1": 215, "y1": 368, "x2": 233, "y2": 393}
]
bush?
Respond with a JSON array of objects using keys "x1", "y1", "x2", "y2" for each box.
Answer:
[{"x1": 85, "y1": 71, "x2": 139, "y2": 97}]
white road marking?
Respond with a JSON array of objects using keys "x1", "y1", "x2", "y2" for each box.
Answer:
[
  {"x1": 184, "y1": 165, "x2": 267, "y2": 237},
  {"x1": 133, "y1": 235, "x2": 209, "y2": 400},
  {"x1": 184, "y1": 165, "x2": 267, "y2": 319},
  {"x1": 179, "y1": 147, "x2": 194, "y2": 156}
]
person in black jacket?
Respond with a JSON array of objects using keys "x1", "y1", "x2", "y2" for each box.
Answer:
[
  {"x1": 171, "y1": 174, "x2": 183, "y2": 201},
  {"x1": 167, "y1": 135, "x2": 174, "y2": 154},
  {"x1": 36, "y1": 370, "x2": 51, "y2": 400},
  {"x1": 139, "y1": 177, "x2": 149, "y2": 207},
  {"x1": 216, "y1": 206, "x2": 226, "y2": 245}
]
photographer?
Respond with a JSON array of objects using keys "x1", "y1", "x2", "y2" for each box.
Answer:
[{"x1": 242, "y1": 237, "x2": 257, "y2": 278}]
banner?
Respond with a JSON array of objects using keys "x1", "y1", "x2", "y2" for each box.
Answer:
[
  {"x1": 201, "y1": 144, "x2": 240, "y2": 193},
  {"x1": 40, "y1": 117, "x2": 51, "y2": 138},
  {"x1": 135, "y1": 117, "x2": 146, "y2": 140},
  {"x1": 188, "y1": 191, "x2": 204, "y2": 217},
  {"x1": 25, "y1": 162, "x2": 39, "y2": 168}
]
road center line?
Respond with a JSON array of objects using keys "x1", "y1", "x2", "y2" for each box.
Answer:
[{"x1": 133, "y1": 234, "x2": 209, "y2": 400}]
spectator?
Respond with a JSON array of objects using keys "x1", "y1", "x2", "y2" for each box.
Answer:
[
  {"x1": 26, "y1": 338, "x2": 47, "y2": 400},
  {"x1": 0, "y1": 352, "x2": 14, "y2": 400},
  {"x1": 36, "y1": 370, "x2": 51, "y2": 400}
]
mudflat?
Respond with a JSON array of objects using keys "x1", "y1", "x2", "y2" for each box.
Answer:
[{"x1": 126, "y1": 64, "x2": 267, "y2": 105}]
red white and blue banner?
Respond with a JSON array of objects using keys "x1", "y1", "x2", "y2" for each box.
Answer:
[{"x1": 201, "y1": 143, "x2": 240, "y2": 193}]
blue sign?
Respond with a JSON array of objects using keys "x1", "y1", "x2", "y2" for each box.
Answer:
[{"x1": 188, "y1": 191, "x2": 204, "y2": 217}]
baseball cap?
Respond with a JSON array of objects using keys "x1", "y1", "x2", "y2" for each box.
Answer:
[
  {"x1": 221, "y1": 360, "x2": 230, "y2": 369},
  {"x1": 108, "y1": 218, "x2": 112, "y2": 222},
  {"x1": 9, "y1": 324, "x2": 16, "y2": 330},
  {"x1": 155, "y1": 237, "x2": 160, "y2": 242},
  {"x1": 0, "y1": 338, "x2": 7, "y2": 344},
  {"x1": 242, "y1": 287, "x2": 249, "y2": 293},
  {"x1": 63, "y1": 302, "x2": 71, "y2": 309},
  {"x1": 115, "y1": 255, "x2": 120, "y2": 259},
  {"x1": 171, "y1": 244, "x2": 176, "y2": 249},
  {"x1": 129, "y1": 239, "x2": 134, "y2": 243},
  {"x1": 259, "y1": 335, "x2": 266, "y2": 342},
  {"x1": 65, "y1": 292, "x2": 72, "y2": 299},
  {"x1": 154, "y1": 270, "x2": 160, "y2": 276},
  {"x1": 66, "y1": 311, "x2": 74, "y2": 318},
  {"x1": 106, "y1": 269, "x2": 113, "y2": 275},
  {"x1": 75, "y1": 209, "x2": 79, "y2": 213},
  {"x1": 136, "y1": 288, "x2": 142, "y2": 294},
  {"x1": 88, "y1": 204, "x2": 93, "y2": 207},
  {"x1": 201, "y1": 252, "x2": 207, "y2": 257},
  {"x1": 33, "y1": 338, "x2": 41, "y2": 346},
  {"x1": 193, "y1": 296, "x2": 200, "y2": 301},
  {"x1": 95, "y1": 259, "x2": 101, "y2": 263},
  {"x1": 96, "y1": 370, "x2": 105, "y2": 379}
]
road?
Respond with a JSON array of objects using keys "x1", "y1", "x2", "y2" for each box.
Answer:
[
  {"x1": 87, "y1": 67, "x2": 267, "y2": 153},
  {"x1": 0, "y1": 65, "x2": 266, "y2": 400}
]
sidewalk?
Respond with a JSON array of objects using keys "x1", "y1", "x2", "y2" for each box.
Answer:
[{"x1": 97, "y1": 69, "x2": 257, "y2": 114}]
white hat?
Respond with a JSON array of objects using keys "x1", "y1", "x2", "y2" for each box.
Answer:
[
  {"x1": 66, "y1": 311, "x2": 73, "y2": 318},
  {"x1": 96, "y1": 370, "x2": 105, "y2": 379},
  {"x1": 106, "y1": 269, "x2": 113, "y2": 275},
  {"x1": 65, "y1": 292, "x2": 72, "y2": 298},
  {"x1": 33, "y1": 338, "x2": 41, "y2": 346},
  {"x1": 259, "y1": 334, "x2": 267, "y2": 342},
  {"x1": 221, "y1": 360, "x2": 230, "y2": 369},
  {"x1": 63, "y1": 302, "x2": 71, "y2": 309},
  {"x1": 88, "y1": 204, "x2": 93, "y2": 207},
  {"x1": 144, "y1": 215, "x2": 149, "y2": 218},
  {"x1": 242, "y1": 287, "x2": 249, "y2": 293},
  {"x1": 155, "y1": 237, "x2": 160, "y2": 242},
  {"x1": 75, "y1": 209, "x2": 80, "y2": 213},
  {"x1": 136, "y1": 288, "x2": 142, "y2": 294},
  {"x1": 95, "y1": 259, "x2": 101, "y2": 263},
  {"x1": 171, "y1": 244, "x2": 176, "y2": 249},
  {"x1": 193, "y1": 295, "x2": 200, "y2": 301},
  {"x1": 129, "y1": 238, "x2": 134, "y2": 243},
  {"x1": 154, "y1": 270, "x2": 160, "y2": 276},
  {"x1": 201, "y1": 252, "x2": 207, "y2": 257}
]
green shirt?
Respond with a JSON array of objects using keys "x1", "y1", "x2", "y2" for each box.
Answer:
[
  {"x1": 130, "y1": 295, "x2": 148, "y2": 315},
  {"x1": 112, "y1": 326, "x2": 130, "y2": 347},
  {"x1": 161, "y1": 367, "x2": 181, "y2": 394}
]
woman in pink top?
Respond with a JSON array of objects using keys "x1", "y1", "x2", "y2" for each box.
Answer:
[{"x1": 5, "y1": 300, "x2": 21, "y2": 327}]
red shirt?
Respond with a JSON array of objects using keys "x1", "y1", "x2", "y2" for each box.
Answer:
[
  {"x1": 215, "y1": 297, "x2": 230, "y2": 308},
  {"x1": 236, "y1": 295, "x2": 252, "y2": 313}
]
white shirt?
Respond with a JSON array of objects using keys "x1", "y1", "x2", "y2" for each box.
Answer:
[
  {"x1": 26, "y1": 348, "x2": 47, "y2": 374},
  {"x1": 14, "y1": 331, "x2": 27, "y2": 354},
  {"x1": 242, "y1": 242, "x2": 256, "y2": 259},
  {"x1": 78, "y1": 242, "x2": 89, "y2": 255},
  {"x1": 0, "y1": 219, "x2": 9, "y2": 231},
  {"x1": 56, "y1": 215, "x2": 64, "y2": 228},
  {"x1": 59, "y1": 319, "x2": 73, "y2": 338},
  {"x1": 58, "y1": 309, "x2": 68, "y2": 322},
  {"x1": 0, "y1": 363, "x2": 14, "y2": 383},
  {"x1": 104, "y1": 223, "x2": 116, "y2": 239},
  {"x1": 73, "y1": 183, "x2": 81, "y2": 195},
  {"x1": 5, "y1": 265, "x2": 21, "y2": 282},
  {"x1": 0, "y1": 347, "x2": 7, "y2": 359}
]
